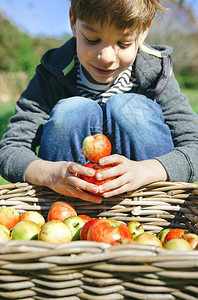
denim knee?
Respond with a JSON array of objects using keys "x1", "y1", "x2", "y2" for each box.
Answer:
[
  {"x1": 104, "y1": 93, "x2": 164, "y2": 124},
  {"x1": 39, "y1": 97, "x2": 103, "y2": 162},
  {"x1": 48, "y1": 97, "x2": 102, "y2": 132},
  {"x1": 103, "y1": 93, "x2": 174, "y2": 160},
  {"x1": 104, "y1": 93, "x2": 170, "y2": 133}
]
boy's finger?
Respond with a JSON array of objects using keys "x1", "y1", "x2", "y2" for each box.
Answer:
[
  {"x1": 99, "y1": 154, "x2": 122, "y2": 165},
  {"x1": 68, "y1": 163, "x2": 95, "y2": 176}
]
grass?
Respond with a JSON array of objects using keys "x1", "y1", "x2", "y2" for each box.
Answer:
[
  {"x1": 182, "y1": 88, "x2": 198, "y2": 114},
  {"x1": 0, "y1": 177, "x2": 9, "y2": 185},
  {"x1": 0, "y1": 101, "x2": 15, "y2": 140},
  {"x1": 0, "y1": 89, "x2": 198, "y2": 186}
]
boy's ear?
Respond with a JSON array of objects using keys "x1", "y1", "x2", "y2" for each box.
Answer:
[
  {"x1": 148, "y1": 21, "x2": 152, "y2": 30},
  {"x1": 139, "y1": 21, "x2": 152, "y2": 45},
  {"x1": 69, "y1": 8, "x2": 76, "y2": 37}
]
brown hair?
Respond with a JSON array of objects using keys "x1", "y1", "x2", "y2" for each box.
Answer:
[{"x1": 70, "y1": 0, "x2": 167, "y2": 32}]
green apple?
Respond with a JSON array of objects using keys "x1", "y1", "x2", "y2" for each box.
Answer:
[
  {"x1": 164, "y1": 238, "x2": 193, "y2": 251},
  {"x1": 11, "y1": 220, "x2": 41, "y2": 240},
  {"x1": 38, "y1": 220, "x2": 72, "y2": 244},
  {"x1": 157, "y1": 228, "x2": 172, "y2": 245},
  {"x1": 20, "y1": 211, "x2": 45, "y2": 227},
  {"x1": 118, "y1": 238, "x2": 138, "y2": 245},
  {"x1": 127, "y1": 221, "x2": 144, "y2": 239},
  {"x1": 135, "y1": 232, "x2": 162, "y2": 248},
  {"x1": 0, "y1": 224, "x2": 10, "y2": 236},
  {"x1": 63, "y1": 216, "x2": 85, "y2": 240},
  {"x1": 0, "y1": 229, "x2": 11, "y2": 242}
]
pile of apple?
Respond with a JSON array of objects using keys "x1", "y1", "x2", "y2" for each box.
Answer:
[
  {"x1": 0, "y1": 201, "x2": 132, "y2": 244},
  {"x1": 0, "y1": 134, "x2": 197, "y2": 250},
  {"x1": 0, "y1": 201, "x2": 197, "y2": 250}
]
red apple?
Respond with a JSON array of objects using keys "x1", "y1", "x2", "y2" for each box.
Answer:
[
  {"x1": 80, "y1": 218, "x2": 100, "y2": 240},
  {"x1": 135, "y1": 232, "x2": 162, "y2": 248},
  {"x1": 11, "y1": 220, "x2": 41, "y2": 240},
  {"x1": 87, "y1": 219, "x2": 133, "y2": 245},
  {"x1": 164, "y1": 238, "x2": 193, "y2": 251},
  {"x1": 0, "y1": 207, "x2": 20, "y2": 230},
  {"x1": 182, "y1": 233, "x2": 198, "y2": 249},
  {"x1": 128, "y1": 221, "x2": 144, "y2": 239},
  {"x1": 82, "y1": 134, "x2": 112, "y2": 163},
  {"x1": 79, "y1": 163, "x2": 116, "y2": 195},
  {"x1": 78, "y1": 215, "x2": 92, "y2": 223},
  {"x1": 20, "y1": 211, "x2": 45, "y2": 227},
  {"x1": 163, "y1": 228, "x2": 188, "y2": 246},
  {"x1": 63, "y1": 216, "x2": 85, "y2": 240},
  {"x1": 38, "y1": 220, "x2": 72, "y2": 244},
  {"x1": 47, "y1": 201, "x2": 77, "y2": 222}
]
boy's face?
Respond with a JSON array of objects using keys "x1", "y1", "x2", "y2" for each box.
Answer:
[{"x1": 70, "y1": 10, "x2": 150, "y2": 84}]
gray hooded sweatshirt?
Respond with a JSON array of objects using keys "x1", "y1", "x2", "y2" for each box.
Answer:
[{"x1": 0, "y1": 37, "x2": 198, "y2": 183}]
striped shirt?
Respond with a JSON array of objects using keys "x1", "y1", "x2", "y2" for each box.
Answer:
[{"x1": 75, "y1": 55, "x2": 138, "y2": 106}]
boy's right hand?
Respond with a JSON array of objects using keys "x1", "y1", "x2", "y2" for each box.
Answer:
[{"x1": 25, "y1": 160, "x2": 102, "y2": 203}]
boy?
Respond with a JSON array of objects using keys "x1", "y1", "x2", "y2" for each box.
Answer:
[{"x1": 0, "y1": 0, "x2": 198, "y2": 204}]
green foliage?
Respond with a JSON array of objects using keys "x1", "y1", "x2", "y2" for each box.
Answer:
[
  {"x1": 177, "y1": 71, "x2": 198, "y2": 90},
  {"x1": 0, "y1": 16, "x2": 38, "y2": 77},
  {"x1": 0, "y1": 13, "x2": 63, "y2": 78}
]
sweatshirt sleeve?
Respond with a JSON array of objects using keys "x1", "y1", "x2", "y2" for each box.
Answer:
[
  {"x1": 0, "y1": 65, "x2": 60, "y2": 182},
  {"x1": 155, "y1": 72, "x2": 198, "y2": 183}
]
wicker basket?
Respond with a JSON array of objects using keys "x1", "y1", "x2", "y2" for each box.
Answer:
[{"x1": 0, "y1": 181, "x2": 198, "y2": 299}]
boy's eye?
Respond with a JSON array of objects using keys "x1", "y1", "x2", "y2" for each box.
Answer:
[
  {"x1": 118, "y1": 42, "x2": 131, "y2": 49},
  {"x1": 84, "y1": 36, "x2": 100, "y2": 44}
]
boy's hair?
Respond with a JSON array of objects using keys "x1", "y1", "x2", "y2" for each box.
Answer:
[{"x1": 70, "y1": 0, "x2": 167, "y2": 33}]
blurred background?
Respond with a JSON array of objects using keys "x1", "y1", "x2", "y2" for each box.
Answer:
[{"x1": 0, "y1": 0, "x2": 198, "y2": 184}]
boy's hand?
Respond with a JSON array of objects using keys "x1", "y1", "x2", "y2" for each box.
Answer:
[
  {"x1": 25, "y1": 160, "x2": 102, "y2": 203},
  {"x1": 25, "y1": 155, "x2": 168, "y2": 201},
  {"x1": 95, "y1": 154, "x2": 168, "y2": 197}
]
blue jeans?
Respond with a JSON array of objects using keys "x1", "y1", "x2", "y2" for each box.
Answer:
[{"x1": 39, "y1": 94, "x2": 174, "y2": 163}]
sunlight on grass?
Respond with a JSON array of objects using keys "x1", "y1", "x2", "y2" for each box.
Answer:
[{"x1": 0, "y1": 176, "x2": 9, "y2": 185}]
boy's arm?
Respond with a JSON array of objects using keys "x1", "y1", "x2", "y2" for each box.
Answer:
[
  {"x1": 0, "y1": 65, "x2": 59, "y2": 183},
  {"x1": 155, "y1": 72, "x2": 198, "y2": 183}
]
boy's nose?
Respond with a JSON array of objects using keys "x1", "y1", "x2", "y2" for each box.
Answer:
[{"x1": 97, "y1": 46, "x2": 116, "y2": 64}]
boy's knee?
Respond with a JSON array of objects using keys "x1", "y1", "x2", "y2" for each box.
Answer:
[
  {"x1": 47, "y1": 96, "x2": 102, "y2": 132},
  {"x1": 51, "y1": 96, "x2": 99, "y2": 115},
  {"x1": 105, "y1": 93, "x2": 163, "y2": 122},
  {"x1": 50, "y1": 97, "x2": 102, "y2": 124},
  {"x1": 104, "y1": 93, "x2": 143, "y2": 113}
]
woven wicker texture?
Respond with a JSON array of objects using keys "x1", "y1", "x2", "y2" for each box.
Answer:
[{"x1": 0, "y1": 181, "x2": 198, "y2": 299}]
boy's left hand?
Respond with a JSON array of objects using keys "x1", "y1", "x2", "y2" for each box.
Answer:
[{"x1": 96, "y1": 154, "x2": 168, "y2": 197}]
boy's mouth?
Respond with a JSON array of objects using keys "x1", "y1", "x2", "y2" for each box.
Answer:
[{"x1": 92, "y1": 65, "x2": 116, "y2": 76}]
